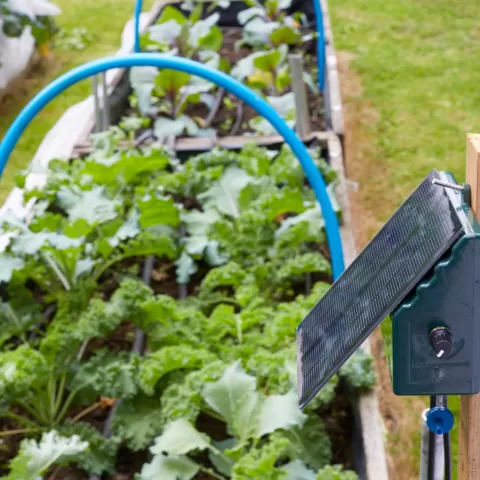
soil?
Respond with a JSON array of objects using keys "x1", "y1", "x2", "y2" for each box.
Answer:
[{"x1": 337, "y1": 50, "x2": 426, "y2": 480}]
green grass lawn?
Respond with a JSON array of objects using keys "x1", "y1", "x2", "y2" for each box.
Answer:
[
  {"x1": 0, "y1": 0, "x2": 154, "y2": 201},
  {"x1": 329, "y1": 0, "x2": 480, "y2": 477}
]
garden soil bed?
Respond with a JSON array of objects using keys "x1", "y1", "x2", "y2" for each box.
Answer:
[{"x1": 0, "y1": 3, "x2": 382, "y2": 480}]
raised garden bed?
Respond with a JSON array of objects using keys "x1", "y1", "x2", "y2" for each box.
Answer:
[
  {"x1": 0, "y1": 1, "x2": 383, "y2": 479},
  {"x1": 73, "y1": 0, "x2": 344, "y2": 154}
]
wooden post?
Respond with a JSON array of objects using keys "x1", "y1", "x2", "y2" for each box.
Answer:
[{"x1": 459, "y1": 133, "x2": 480, "y2": 479}]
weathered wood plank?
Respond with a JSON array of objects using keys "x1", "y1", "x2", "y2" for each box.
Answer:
[{"x1": 459, "y1": 133, "x2": 480, "y2": 480}]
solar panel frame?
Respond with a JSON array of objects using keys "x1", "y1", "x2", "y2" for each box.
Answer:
[{"x1": 297, "y1": 169, "x2": 465, "y2": 408}]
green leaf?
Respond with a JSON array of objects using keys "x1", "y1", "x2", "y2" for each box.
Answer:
[
  {"x1": 338, "y1": 349, "x2": 377, "y2": 391},
  {"x1": 243, "y1": 17, "x2": 279, "y2": 46},
  {"x1": 276, "y1": 252, "x2": 332, "y2": 283},
  {"x1": 253, "y1": 49, "x2": 282, "y2": 73},
  {"x1": 150, "y1": 419, "x2": 212, "y2": 455},
  {"x1": 136, "y1": 454, "x2": 198, "y2": 480},
  {"x1": 0, "y1": 255, "x2": 24, "y2": 282},
  {"x1": 149, "y1": 19, "x2": 183, "y2": 47},
  {"x1": 282, "y1": 460, "x2": 316, "y2": 480},
  {"x1": 276, "y1": 416, "x2": 332, "y2": 470},
  {"x1": 190, "y1": 13, "x2": 223, "y2": 51},
  {"x1": 316, "y1": 465, "x2": 359, "y2": 480},
  {"x1": 140, "y1": 346, "x2": 215, "y2": 395},
  {"x1": 238, "y1": 6, "x2": 265, "y2": 25},
  {"x1": 157, "y1": 5, "x2": 188, "y2": 25},
  {"x1": 5, "y1": 430, "x2": 88, "y2": 480},
  {"x1": 231, "y1": 436, "x2": 289, "y2": 480},
  {"x1": 270, "y1": 25, "x2": 301, "y2": 47},
  {"x1": 202, "y1": 361, "x2": 263, "y2": 440},
  {"x1": 155, "y1": 69, "x2": 191, "y2": 95},
  {"x1": 209, "y1": 439, "x2": 236, "y2": 476},
  {"x1": 112, "y1": 395, "x2": 165, "y2": 451},
  {"x1": 58, "y1": 420, "x2": 119, "y2": 475},
  {"x1": 198, "y1": 166, "x2": 253, "y2": 218},
  {"x1": 258, "y1": 390, "x2": 306, "y2": 437},
  {"x1": 82, "y1": 149, "x2": 170, "y2": 186},
  {"x1": 72, "y1": 350, "x2": 141, "y2": 399},
  {"x1": 153, "y1": 115, "x2": 199, "y2": 138},
  {"x1": 200, "y1": 262, "x2": 247, "y2": 293},
  {"x1": 56, "y1": 185, "x2": 118, "y2": 224},
  {"x1": 175, "y1": 251, "x2": 198, "y2": 284},
  {"x1": 130, "y1": 67, "x2": 158, "y2": 115},
  {"x1": 138, "y1": 194, "x2": 180, "y2": 228},
  {"x1": 0, "y1": 346, "x2": 48, "y2": 401},
  {"x1": 276, "y1": 207, "x2": 325, "y2": 239}
]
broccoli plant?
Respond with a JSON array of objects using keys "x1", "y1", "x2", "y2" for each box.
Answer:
[
  {"x1": 143, "y1": 5, "x2": 223, "y2": 58},
  {"x1": 129, "y1": 5, "x2": 230, "y2": 138},
  {"x1": 237, "y1": 0, "x2": 309, "y2": 47},
  {"x1": 231, "y1": 46, "x2": 318, "y2": 134}
]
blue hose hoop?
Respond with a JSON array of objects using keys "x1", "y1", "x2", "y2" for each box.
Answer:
[
  {"x1": 312, "y1": 0, "x2": 325, "y2": 92},
  {"x1": 0, "y1": 54, "x2": 344, "y2": 278},
  {"x1": 134, "y1": 0, "x2": 143, "y2": 53}
]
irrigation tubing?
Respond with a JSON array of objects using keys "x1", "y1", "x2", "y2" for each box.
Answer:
[
  {"x1": 134, "y1": 0, "x2": 143, "y2": 53},
  {"x1": 0, "y1": 54, "x2": 344, "y2": 278},
  {"x1": 312, "y1": 0, "x2": 326, "y2": 91}
]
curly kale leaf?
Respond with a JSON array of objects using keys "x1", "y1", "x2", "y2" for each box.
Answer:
[
  {"x1": 3, "y1": 430, "x2": 88, "y2": 480},
  {"x1": 112, "y1": 395, "x2": 165, "y2": 450},
  {"x1": 316, "y1": 465, "x2": 359, "y2": 480},
  {"x1": 0, "y1": 345, "x2": 48, "y2": 401},
  {"x1": 140, "y1": 346, "x2": 216, "y2": 395},
  {"x1": 161, "y1": 360, "x2": 226, "y2": 425},
  {"x1": 273, "y1": 416, "x2": 332, "y2": 471},
  {"x1": 338, "y1": 349, "x2": 377, "y2": 391},
  {"x1": 57, "y1": 420, "x2": 120, "y2": 475},
  {"x1": 72, "y1": 350, "x2": 142, "y2": 399},
  {"x1": 231, "y1": 436, "x2": 289, "y2": 480}
]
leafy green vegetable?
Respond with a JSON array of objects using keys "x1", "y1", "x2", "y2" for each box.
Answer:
[{"x1": 3, "y1": 430, "x2": 88, "y2": 480}]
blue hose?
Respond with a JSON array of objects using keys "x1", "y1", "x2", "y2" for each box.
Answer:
[
  {"x1": 312, "y1": 0, "x2": 325, "y2": 92},
  {"x1": 0, "y1": 54, "x2": 344, "y2": 278},
  {"x1": 134, "y1": 0, "x2": 143, "y2": 53}
]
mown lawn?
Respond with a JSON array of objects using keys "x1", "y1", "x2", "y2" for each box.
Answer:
[
  {"x1": 0, "y1": 0, "x2": 155, "y2": 202},
  {"x1": 329, "y1": 0, "x2": 480, "y2": 477}
]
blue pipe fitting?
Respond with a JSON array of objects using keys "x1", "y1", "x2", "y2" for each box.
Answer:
[
  {"x1": 426, "y1": 406, "x2": 454, "y2": 435},
  {"x1": 0, "y1": 54, "x2": 344, "y2": 278}
]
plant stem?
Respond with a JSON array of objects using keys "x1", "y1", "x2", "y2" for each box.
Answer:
[
  {"x1": 53, "y1": 373, "x2": 67, "y2": 417},
  {"x1": 53, "y1": 389, "x2": 78, "y2": 425},
  {"x1": 0, "y1": 427, "x2": 40, "y2": 437},
  {"x1": 42, "y1": 251, "x2": 71, "y2": 291},
  {"x1": 6, "y1": 412, "x2": 41, "y2": 430},
  {"x1": 71, "y1": 401, "x2": 103, "y2": 423},
  {"x1": 198, "y1": 466, "x2": 227, "y2": 480}
]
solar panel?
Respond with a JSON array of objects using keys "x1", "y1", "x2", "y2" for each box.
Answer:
[{"x1": 297, "y1": 170, "x2": 465, "y2": 408}]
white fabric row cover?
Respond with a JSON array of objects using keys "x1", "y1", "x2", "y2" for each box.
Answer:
[{"x1": 0, "y1": 0, "x2": 61, "y2": 90}]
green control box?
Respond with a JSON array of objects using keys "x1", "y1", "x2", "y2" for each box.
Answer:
[{"x1": 384, "y1": 173, "x2": 480, "y2": 395}]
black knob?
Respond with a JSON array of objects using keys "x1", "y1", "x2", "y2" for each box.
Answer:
[{"x1": 429, "y1": 327, "x2": 453, "y2": 358}]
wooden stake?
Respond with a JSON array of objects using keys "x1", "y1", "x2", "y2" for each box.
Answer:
[{"x1": 459, "y1": 133, "x2": 480, "y2": 480}]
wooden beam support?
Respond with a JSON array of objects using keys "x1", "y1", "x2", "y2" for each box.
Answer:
[{"x1": 459, "y1": 133, "x2": 480, "y2": 480}]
